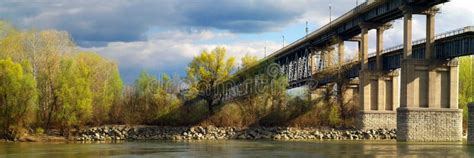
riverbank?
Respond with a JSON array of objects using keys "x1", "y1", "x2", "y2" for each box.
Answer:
[{"x1": 75, "y1": 126, "x2": 396, "y2": 141}]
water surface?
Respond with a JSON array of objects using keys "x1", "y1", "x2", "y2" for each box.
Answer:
[{"x1": 1, "y1": 140, "x2": 473, "y2": 157}]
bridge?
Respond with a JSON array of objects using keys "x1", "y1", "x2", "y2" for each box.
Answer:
[{"x1": 219, "y1": 0, "x2": 473, "y2": 142}]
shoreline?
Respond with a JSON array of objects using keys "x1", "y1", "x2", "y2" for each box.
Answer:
[
  {"x1": 74, "y1": 125, "x2": 397, "y2": 142},
  {"x1": 3, "y1": 125, "x2": 470, "y2": 143}
]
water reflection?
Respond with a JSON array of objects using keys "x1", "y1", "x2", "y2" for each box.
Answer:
[{"x1": 0, "y1": 140, "x2": 473, "y2": 157}]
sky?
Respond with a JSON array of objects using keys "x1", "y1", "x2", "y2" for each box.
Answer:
[{"x1": 1, "y1": 0, "x2": 473, "y2": 84}]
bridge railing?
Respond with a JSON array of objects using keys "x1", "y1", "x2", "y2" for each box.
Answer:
[
  {"x1": 368, "y1": 26, "x2": 474, "y2": 58},
  {"x1": 263, "y1": 2, "x2": 368, "y2": 61}
]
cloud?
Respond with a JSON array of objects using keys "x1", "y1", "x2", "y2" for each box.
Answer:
[
  {"x1": 0, "y1": 0, "x2": 292, "y2": 46},
  {"x1": 84, "y1": 30, "x2": 280, "y2": 83},
  {"x1": 0, "y1": 0, "x2": 361, "y2": 47}
]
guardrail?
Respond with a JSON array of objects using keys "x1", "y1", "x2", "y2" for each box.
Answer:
[
  {"x1": 262, "y1": 2, "x2": 368, "y2": 61},
  {"x1": 368, "y1": 26, "x2": 474, "y2": 58}
]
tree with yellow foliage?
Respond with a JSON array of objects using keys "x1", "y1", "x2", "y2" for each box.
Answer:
[
  {"x1": 241, "y1": 54, "x2": 258, "y2": 69},
  {"x1": 0, "y1": 58, "x2": 37, "y2": 139},
  {"x1": 186, "y1": 47, "x2": 235, "y2": 114}
]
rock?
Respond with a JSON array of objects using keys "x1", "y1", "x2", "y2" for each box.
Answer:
[{"x1": 74, "y1": 126, "x2": 397, "y2": 142}]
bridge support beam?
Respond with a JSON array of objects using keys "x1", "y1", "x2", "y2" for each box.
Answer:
[
  {"x1": 357, "y1": 24, "x2": 399, "y2": 130},
  {"x1": 397, "y1": 7, "x2": 462, "y2": 142}
]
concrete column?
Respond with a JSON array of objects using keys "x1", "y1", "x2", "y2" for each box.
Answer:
[
  {"x1": 357, "y1": 40, "x2": 361, "y2": 62},
  {"x1": 400, "y1": 7, "x2": 415, "y2": 108},
  {"x1": 361, "y1": 27, "x2": 369, "y2": 70},
  {"x1": 342, "y1": 79, "x2": 359, "y2": 107},
  {"x1": 449, "y1": 60, "x2": 459, "y2": 109},
  {"x1": 326, "y1": 47, "x2": 335, "y2": 68},
  {"x1": 391, "y1": 72, "x2": 400, "y2": 111},
  {"x1": 376, "y1": 26, "x2": 385, "y2": 111},
  {"x1": 403, "y1": 8, "x2": 413, "y2": 59},
  {"x1": 359, "y1": 76, "x2": 371, "y2": 111},
  {"x1": 359, "y1": 25, "x2": 370, "y2": 112},
  {"x1": 338, "y1": 40, "x2": 344, "y2": 66},
  {"x1": 309, "y1": 49, "x2": 317, "y2": 75},
  {"x1": 377, "y1": 77, "x2": 385, "y2": 111},
  {"x1": 425, "y1": 10, "x2": 435, "y2": 59},
  {"x1": 426, "y1": 11, "x2": 439, "y2": 109},
  {"x1": 376, "y1": 27, "x2": 384, "y2": 71},
  {"x1": 469, "y1": 103, "x2": 474, "y2": 144},
  {"x1": 428, "y1": 69, "x2": 441, "y2": 108}
]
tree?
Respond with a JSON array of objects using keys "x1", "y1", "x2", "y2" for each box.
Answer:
[
  {"x1": 241, "y1": 54, "x2": 258, "y2": 69},
  {"x1": 459, "y1": 56, "x2": 474, "y2": 129},
  {"x1": 0, "y1": 58, "x2": 37, "y2": 139},
  {"x1": 55, "y1": 58, "x2": 93, "y2": 133},
  {"x1": 0, "y1": 21, "x2": 125, "y2": 130},
  {"x1": 128, "y1": 71, "x2": 181, "y2": 124},
  {"x1": 135, "y1": 71, "x2": 159, "y2": 123},
  {"x1": 0, "y1": 21, "x2": 17, "y2": 39},
  {"x1": 186, "y1": 47, "x2": 235, "y2": 114},
  {"x1": 74, "y1": 52, "x2": 123, "y2": 125}
]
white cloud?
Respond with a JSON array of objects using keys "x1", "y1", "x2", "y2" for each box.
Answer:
[{"x1": 84, "y1": 30, "x2": 280, "y2": 83}]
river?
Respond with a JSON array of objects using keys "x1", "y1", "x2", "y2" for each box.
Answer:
[{"x1": 1, "y1": 140, "x2": 473, "y2": 157}]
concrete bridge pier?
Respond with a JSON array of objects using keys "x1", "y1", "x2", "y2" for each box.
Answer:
[
  {"x1": 397, "y1": 7, "x2": 462, "y2": 142},
  {"x1": 356, "y1": 24, "x2": 399, "y2": 130},
  {"x1": 357, "y1": 71, "x2": 399, "y2": 130}
]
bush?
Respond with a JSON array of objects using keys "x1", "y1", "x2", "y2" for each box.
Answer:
[{"x1": 35, "y1": 127, "x2": 45, "y2": 135}]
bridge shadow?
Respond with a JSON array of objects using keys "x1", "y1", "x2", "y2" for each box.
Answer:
[{"x1": 144, "y1": 81, "x2": 358, "y2": 133}]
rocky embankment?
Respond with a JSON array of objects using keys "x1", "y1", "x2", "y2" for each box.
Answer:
[{"x1": 76, "y1": 126, "x2": 396, "y2": 141}]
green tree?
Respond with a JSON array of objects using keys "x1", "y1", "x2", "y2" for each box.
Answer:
[
  {"x1": 186, "y1": 47, "x2": 235, "y2": 114},
  {"x1": 241, "y1": 54, "x2": 258, "y2": 69},
  {"x1": 135, "y1": 71, "x2": 159, "y2": 123},
  {"x1": 130, "y1": 71, "x2": 181, "y2": 124},
  {"x1": 0, "y1": 58, "x2": 37, "y2": 139},
  {"x1": 459, "y1": 56, "x2": 474, "y2": 129},
  {"x1": 55, "y1": 58, "x2": 93, "y2": 132},
  {"x1": 0, "y1": 21, "x2": 125, "y2": 130},
  {"x1": 74, "y1": 52, "x2": 123, "y2": 125}
]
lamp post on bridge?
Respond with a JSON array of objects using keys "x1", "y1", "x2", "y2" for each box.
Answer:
[
  {"x1": 329, "y1": 3, "x2": 332, "y2": 24},
  {"x1": 306, "y1": 21, "x2": 309, "y2": 37},
  {"x1": 282, "y1": 35, "x2": 285, "y2": 48}
]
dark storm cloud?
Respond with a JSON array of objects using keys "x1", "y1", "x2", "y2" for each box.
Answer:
[
  {"x1": 179, "y1": 0, "x2": 301, "y2": 33},
  {"x1": 0, "y1": 0, "x2": 317, "y2": 47}
]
